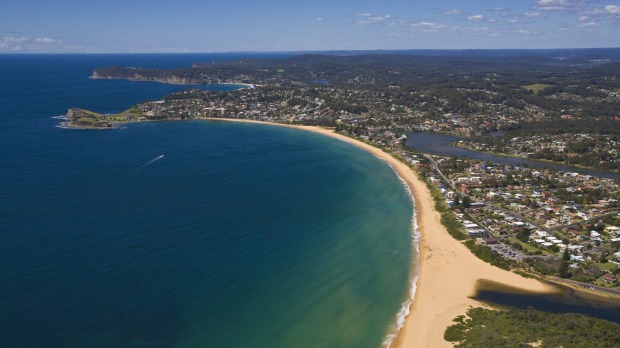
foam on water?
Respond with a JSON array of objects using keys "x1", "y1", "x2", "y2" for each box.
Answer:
[{"x1": 382, "y1": 173, "x2": 421, "y2": 347}]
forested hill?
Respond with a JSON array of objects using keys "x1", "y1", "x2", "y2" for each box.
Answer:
[{"x1": 91, "y1": 53, "x2": 620, "y2": 89}]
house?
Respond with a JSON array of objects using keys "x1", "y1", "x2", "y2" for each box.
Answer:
[
  {"x1": 470, "y1": 201, "x2": 485, "y2": 208},
  {"x1": 571, "y1": 255, "x2": 585, "y2": 262},
  {"x1": 582, "y1": 252, "x2": 596, "y2": 261},
  {"x1": 568, "y1": 244, "x2": 584, "y2": 252},
  {"x1": 481, "y1": 238, "x2": 500, "y2": 245},
  {"x1": 601, "y1": 273, "x2": 617, "y2": 283},
  {"x1": 468, "y1": 229, "x2": 486, "y2": 238},
  {"x1": 605, "y1": 226, "x2": 620, "y2": 235}
]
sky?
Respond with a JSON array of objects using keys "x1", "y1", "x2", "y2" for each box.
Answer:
[{"x1": 1, "y1": 0, "x2": 619, "y2": 53}]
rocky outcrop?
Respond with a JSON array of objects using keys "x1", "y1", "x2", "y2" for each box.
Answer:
[
  {"x1": 90, "y1": 67, "x2": 196, "y2": 85},
  {"x1": 65, "y1": 108, "x2": 113, "y2": 129}
]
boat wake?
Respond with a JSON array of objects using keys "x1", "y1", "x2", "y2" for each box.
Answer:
[{"x1": 138, "y1": 155, "x2": 165, "y2": 170}]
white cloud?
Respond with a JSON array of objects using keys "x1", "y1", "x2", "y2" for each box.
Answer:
[
  {"x1": 411, "y1": 21, "x2": 446, "y2": 29},
  {"x1": 3, "y1": 36, "x2": 27, "y2": 43},
  {"x1": 0, "y1": 35, "x2": 64, "y2": 52},
  {"x1": 583, "y1": 5, "x2": 620, "y2": 19},
  {"x1": 586, "y1": 5, "x2": 620, "y2": 16},
  {"x1": 355, "y1": 14, "x2": 391, "y2": 25},
  {"x1": 579, "y1": 21, "x2": 599, "y2": 27},
  {"x1": 604, "y1": 5, "x2": 620, "y2": 14},
  {"x1": 578, "y1": 16, "x2": 590, "y2": 21},
  {"x1": 532, "y1": 0, "x2": 619, "y2": 18},
  {"x1": 467, "y1": 15, "x2": 484, "y2": 21},
  {"x1": 443, "y1": 9, "x2": 461, "y2": 15},
  {"x1": 315, "y1": 17, "x2": 323, "y2": 21},
  {"x1": 0, "y1": 36, "x2": 28, "y2": 51},
  {"x1": 454, "y1": 26, "x2": 489, "y2": 33},
  {"x1": 506, "y1": 11, "x2": 547, "y2": 23},
  {"x1": 518, "y1": 29, "x2": 533, "y2": 34},
  {"x1": 523, "y1": 12, "x2": 545, "y2": 18},
  {"x1": 35, "y1": 37, "x2": 57, "y2": 43},
  {"x1": 532, "y1": 0, "x2": 579, "y2": 11}
]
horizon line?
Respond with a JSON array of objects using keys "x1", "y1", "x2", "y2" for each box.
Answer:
[{"x1": 1, "y1": 47, "x2": 620, "y2": 55}]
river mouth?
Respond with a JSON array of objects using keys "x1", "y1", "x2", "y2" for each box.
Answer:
[{"x1": 471, "y1": 279, "x2": 620, "y2": 324}]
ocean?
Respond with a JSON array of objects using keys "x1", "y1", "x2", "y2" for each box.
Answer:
[{"x1": 0, "y1": 54, "x2": 415, "y2": 347}]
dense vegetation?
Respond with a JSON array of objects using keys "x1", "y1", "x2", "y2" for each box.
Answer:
[
  {"x1": 94, "y1": 52, "x2": 620, "y2": 90},
  {"x1": 445, "y1": 307, "x2": 620, "y2": 347},
  {"x1": 464, "y1": 240, "x2": 512, "y2": 270}
]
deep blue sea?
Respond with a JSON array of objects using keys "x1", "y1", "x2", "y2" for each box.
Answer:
[{"x1": 0, "y1": 54, "x2": 414, "y2": 348}]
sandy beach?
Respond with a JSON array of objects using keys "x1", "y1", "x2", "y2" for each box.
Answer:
[
  {"x1": 207, "y1": 119, "x2": 557, "y2": 347},
  {"x1": 302, "y1": 127, "x2": 558, "y2": 347},
  {"x1": 299, "y1": 127, "x2": 557, "y2": 348}
]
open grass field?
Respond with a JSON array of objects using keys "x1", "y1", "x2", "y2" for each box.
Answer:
[{"x1": 523, "y1": 83, "x2": 554, "y2": 94}]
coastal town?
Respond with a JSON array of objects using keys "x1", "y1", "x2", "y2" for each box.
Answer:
[
  {"x1": 66, "y1": 81, "x2": 620, "y2": 291},
  {"x1": 10, "y1": 0, "x2": 620, "y2": 346},
  {"x1": 417, "y1": 154, "x2": 620, "y2": 287}
]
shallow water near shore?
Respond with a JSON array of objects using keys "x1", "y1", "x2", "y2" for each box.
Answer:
[{"x1": 0, "y1": 55, "x2": 414, "y2": 347}]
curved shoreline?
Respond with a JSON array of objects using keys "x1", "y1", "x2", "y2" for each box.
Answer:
[{"x1": 202, "y1": 118, "x2": 557, "y2": 347}]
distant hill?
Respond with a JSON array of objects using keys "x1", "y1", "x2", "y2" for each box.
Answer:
[{"x1": 92, "y1": 51, "x2": 620, "y2": 89}]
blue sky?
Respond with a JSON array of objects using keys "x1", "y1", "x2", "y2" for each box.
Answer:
[{"x1": 1, "y1": 0, "x2": 619, "y2": 53}]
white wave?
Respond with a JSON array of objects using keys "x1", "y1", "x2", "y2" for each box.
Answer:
[{"x1": 382, "y1": 171, "x2": 421, "y2": 347}]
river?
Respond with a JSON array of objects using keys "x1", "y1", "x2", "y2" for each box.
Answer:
[{"x1": 405, "y1": 132, "x2": 620, "y2": 181}]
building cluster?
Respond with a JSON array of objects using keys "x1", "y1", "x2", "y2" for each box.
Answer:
[
  {"x1": 425, "y1": 155, "x2": 620, "y2": 287},
  {"x1": 133, "y1": 86, "x2": 568, "y2": 139},
  {"x1": 104, "y1": 83, "x2": 619, "y2": 173}
]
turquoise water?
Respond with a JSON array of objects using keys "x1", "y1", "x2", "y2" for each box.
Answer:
[{"x1": 0, "y1": 55, "x2": 414, "y2": 347}]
